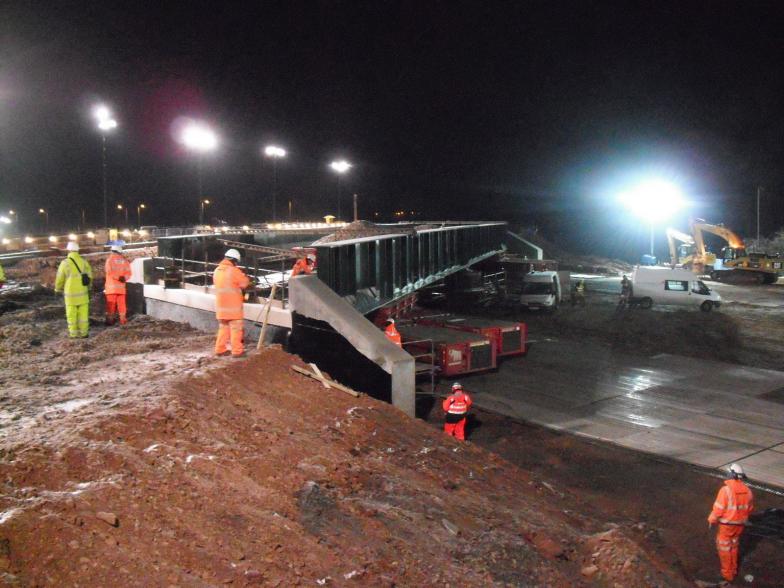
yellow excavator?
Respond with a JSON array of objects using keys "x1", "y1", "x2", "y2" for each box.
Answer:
[{"x1": 669, "y1": 220, "x2": 781, "y2": 283}]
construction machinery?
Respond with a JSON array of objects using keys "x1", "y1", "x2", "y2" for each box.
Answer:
[{"x1": 667, "y1": 221, "x2": 780, "y2": 283}]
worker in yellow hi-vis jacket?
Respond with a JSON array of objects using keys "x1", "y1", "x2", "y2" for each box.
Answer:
[{"x1": 54, "y1": 241, "x2": 93, "y2": 338}]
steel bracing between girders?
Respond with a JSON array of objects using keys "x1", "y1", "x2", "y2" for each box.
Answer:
[{"x1": 217, "y1": 239, "x2": 300, "y2": 263}]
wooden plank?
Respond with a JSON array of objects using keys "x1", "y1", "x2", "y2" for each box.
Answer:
[
  {"x1": 291, "y1": 365, "x2": 361, "y2": 397},
  {"x1": 309, "y1": 362, "x2": 331, "y2": 389},
  {"x1": 256, "y1": 284, "x2": 278, "y2": 350}
]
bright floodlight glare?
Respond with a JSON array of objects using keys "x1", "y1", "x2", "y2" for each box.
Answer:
[
  {"x1": 264, "y1": 145, "x2": 286, "y2": 158},
  {"x1": 181, "y1": 123, "x2": 218, "y2": 152},
  {"x1": 98, "y1": 118, "x2": 118, "y2": 132},
  {"x1": 330, "y1": 160, "x2": 351, "y2": 174},
  {"x1": 0, "y1": 216, "x2": 10, "y2": 224},
  {"x1": 619, "y1": 180, "x2": 684, "y2": 222},
  {"x1": 93, "y1": 105, "x2": 111, "y2": 121}
]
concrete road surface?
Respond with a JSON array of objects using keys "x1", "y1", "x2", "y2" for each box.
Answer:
[{"x1": 460, "y1": 339, "x2": 784, "y2": 490}]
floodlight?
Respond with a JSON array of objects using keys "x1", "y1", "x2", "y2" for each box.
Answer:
[
  {"x1": 48, "y1": 235, "x2": 57, "y2": 243},
  {"x1": 329, "y1": 160, "x2": 351, "y2": 174},
  {"x1": 68, "y1": 233, "x2": 77, "y2": 241},
  {"x1": 619, "y1": 180, "x2": 684, "y2": 222},
  {"x1": 0, "y1": 216, "x2": 10, "y2": 224},
  {"x1": 264, "y1": 145, "x2": 286, "y2": 158},
  {"x1": 98, "y1": 118, "x2": 118, "y2": 132},
  {"x1": 181, "y1": 122, "x2": 218, "y2": 152},
  {"x1": 93, "y1": 105, "x2": 111, "y2": 121},
  {"x1": 24, "y1": 236, "x2": 33, "y2": 244}
]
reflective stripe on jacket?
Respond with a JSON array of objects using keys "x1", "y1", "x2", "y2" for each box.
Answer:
[
  {"x1": 55, "y1": 252, "x2": 92, "y2": 306},
  {"x1": 442, "y1": 391, "x2": 472, "y2": 415},
  {"x1": 213, "y1": 259, "x2": 250, "y2": 320},
  {"x1": 104, "y1": 252, "x2": 132, "y2": 294},
  {"x1": 385, "y1": 324, "x2": 402, "y2": 346},
  {"x1": 708, "y1": 479, "x2": 754, "y2": 524}
]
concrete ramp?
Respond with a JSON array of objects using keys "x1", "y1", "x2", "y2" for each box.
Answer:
[{"x1": 289, "y1": 275, "x2": 415, "y2": 417}]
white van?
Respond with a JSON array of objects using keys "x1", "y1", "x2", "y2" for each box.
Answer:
[
  {"x1": 519, "y1": 271, "x2": 565, "y2": 311},
  {"x1": 631, "y1": 267, "x2": 721, "y2": 312}
]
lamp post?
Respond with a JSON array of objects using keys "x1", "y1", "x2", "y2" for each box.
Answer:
[
  {"x1": 137, "y1": 203, "x2": 146, "y2": 227},
  {"x1": 619, "y1": 180, "x2": 685, "y2": 257},
  {"x1": 264, "y1": 145, "x2": 286, "y2": 222},
  {"x1": 180, "y1": 121, "x2": 218, "y2": 224},
  {"x1": 93, "y1": 104, "x2": 118, "y2": 228},
  {"x1": 38, "y1": 208, "x2": 48, "y2": 231},
  {"x1": 117, "y1": 203, "x2": 128, "y2": 226},
  {"x1": 329, "y1": 160, "x2": 352, "y2": 220},
  {"x1": 200, "y1": 199, "x2": 211, "y2": 225}
]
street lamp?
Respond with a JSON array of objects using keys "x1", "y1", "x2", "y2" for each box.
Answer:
[
  {"x1": 137, "y1": 203, "x2": 146, "y2": 227},
  {"x1": 619, "y1": 180, "x2": 684, "y2": 256},
  {"x1": 38, "y1": 208, "x2": 49, "y2": 231},
  {"x1": 264, "y1": 145, "x2": 286, "y2": 221},
  {"x1": 93, "y1": 104, "x2": 118, "y2": 228},
  {"x1": 329, "y1": 160, "x2": 352, "y2": 220},
  {"x1": 180, "y1": 121, "x2": 218, "y2": 223},
  {"x1": 117, "y1": 203, "x2": 128, "y2": 226},
  {"x1": 200, "y1": 199, "x2": 211, "y2": 225}
]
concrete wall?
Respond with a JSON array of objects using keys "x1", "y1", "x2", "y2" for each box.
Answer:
[{"x1": 289, "y1": 275, "x2": 416, "y2": 417}]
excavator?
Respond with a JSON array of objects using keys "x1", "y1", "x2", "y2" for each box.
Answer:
[{"x1": 668, "y1": 220, "x2": 781, "y2": 283}]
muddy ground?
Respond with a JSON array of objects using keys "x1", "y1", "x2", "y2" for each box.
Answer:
[{"x1": 0, "y1": 286, "x2": 693, "y2": 587}]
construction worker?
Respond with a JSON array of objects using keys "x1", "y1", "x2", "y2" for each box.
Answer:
[
  {"x1": 213, "y1": 248, "x2": 250, "y2": 358},
  {"x1": 0, "y1": 262, "x2": 5, "y2": 288},
  {"x1": 619, "y1": 274, "x2": 632, "y2": 308},
  {"x1": 54, "y1": 241, "x2": 93, "y2": 338},
  {"x1": 708, "y1": 463, "x2": 754, "y2": 584},
  {"x1": 571, "y1": 278, "x2": 586, "y2": 306},
  {"x1": 384, "y1": 318, "x2": 402, "y2": 347},
  {"x1": 104, "y1": 243, "x2": 132, "y2": 325},
  {"x1": 442, "y1": 382, "x2": 472, "y2": 440},
  {"x1": 291, "y1": 255, "x2": 313, "y2": 277}
]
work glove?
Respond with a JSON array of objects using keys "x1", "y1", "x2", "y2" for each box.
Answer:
[{"x1": 119, "y1": 276, "x2": 126, "y2": 283}]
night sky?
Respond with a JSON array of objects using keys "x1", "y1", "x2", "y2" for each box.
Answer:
[{"x1": 2, "y1": 2, "x2": 783, "y2": 259}]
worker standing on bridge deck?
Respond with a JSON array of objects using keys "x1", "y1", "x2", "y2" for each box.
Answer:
[
  {"x1": 384, "y1": 318, "x2": 402, "y2": 347},
  {"x1": 0, "y1": 262, "x2": 5, "y2": 288},
  {"x1": 708, "y1": 463, "x2": 754, "y2": 584},
  {"x1": 291, "y1": 254, "x2": 314, "y2": 276},
  {"x1": 104, "y1": 244, "x2": 132, "y2": 325},
  {"x1": 214, "y1": 248, "x2": 250, "y2": 358},
  {"x1": 442, "y1": 382, "x2": 472, "y2": 440},
  {"x1": 54, "y1": 241, "x2": 93, "y2": 338}
]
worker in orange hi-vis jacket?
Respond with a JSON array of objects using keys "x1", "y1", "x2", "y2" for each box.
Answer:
[
  {"x1": 384, "y1": 318, "x2": 402, "y2": 347},
  {"x1": 213, "y1": 248, "x2": 250, "y2": 358},
  {"x1": 442, "y1": 382, "x2": 473, "y2": 440},
  {"x1": 104, "y1": 244, "x2": 132, "y2": 325},
  {"x1": 708, "y1": 463, "x2": 754, "y2": 584},
  {"x1": 291, "y1": 255, "x2": 314, "y2": 277}
]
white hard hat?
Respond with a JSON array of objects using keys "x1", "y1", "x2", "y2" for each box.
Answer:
[
  {"x1": 387, "y1": 318, "x2": 395, "y2": 324},
  {"x1": 66, "y1": 241, "x2": 79, "y2": 252},
  {"x1": 307, "y1": 254, "x2": 316, "y2": 261},
  {"x1": 452, "y1": 382, "x2": 463, "y2": 390},
  {"x1": 727, "y1": 463, "x2": 746, "y2": 479},
  {"x1": 225, "y1": 248, "x2": 241, "y2": 261},
  {"x1": 110, "y1": 244, "x2": 123, "y2": 252}
]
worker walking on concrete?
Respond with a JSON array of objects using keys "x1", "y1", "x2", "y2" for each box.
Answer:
[
  {"x1": 291, "y1": 255, "x2": 314, "y2": 277},
  {"x1": 442, "y1": 382, "x2": 472, "y2": 440},
  {"x1": 618, "y1": 274, "x2": 632, "y2": 308},
  {"x1": 384, "y1": 318, "x2": 402, "y2": 347},
  {"x1": 104, "y1": 244, "x2": 132, "y2": 325},
  {"x1": 571, "y1": 278, "x2": 586, "y2": 306},
  {"x1": 213, "y1": 248, "x2": 250, "y2": 357},
  {"x1": 54, "y1": 241, "x2": 93, "y2": 338},
  {"x1": 708, "y1": 463, "x2": 754, "y2": 584}
]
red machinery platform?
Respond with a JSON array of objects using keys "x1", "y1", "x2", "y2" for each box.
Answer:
[
  {"x1": 396, "y1": 323, "x2": 497, "y2": 376},
  {"x1": 416, "y1": 315, "x2": 527, "y2": 357}
]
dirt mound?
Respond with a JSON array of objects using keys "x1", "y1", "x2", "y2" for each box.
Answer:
[
  {"x1": 6, "y1": 247, "x2": 156, "y2": 288},
  {"x1": 0, "y1": 341, "x2": 690, "y2": 586},
  {"x1": 312, "y1": 221, "x2": 413, "y2": 245}
]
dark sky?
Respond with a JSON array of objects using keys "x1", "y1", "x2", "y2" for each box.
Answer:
[{"x1": 2, "y1": 2, "x2": 784, "y2": 258}]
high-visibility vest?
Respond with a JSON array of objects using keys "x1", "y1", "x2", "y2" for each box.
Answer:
[
  {"x1": 385, "y1": 323, "x2": 402, "y2": 346},
  {"x1": 291, "y1": 258, "x2": 312, "y2": 277},
  {"x1": 55, "y1": 252, "x2": 92, "y2": 307},
  {"x1": 709, "y1": 480, "x2": 754, "y2": 524},
  {"x1": 213, "y1": 259, "x2": 250, "y2": 320},
  {"x1": 442, "y1": 391, "x2": 472, "y2": 415},
  {"x1": 104, "y1": 253, "x2": 132, "y2": 295},
  {"x1": 0, "y1": 263, "x2": 5, "y2": 283}
]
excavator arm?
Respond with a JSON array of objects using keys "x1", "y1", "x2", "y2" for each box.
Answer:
[
  {"x1": 666, "y1": 228, "x2": 694, "y2": 268},
  {"x1": 691, "y1": 221, "x2": 746, "y2": 251}
]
